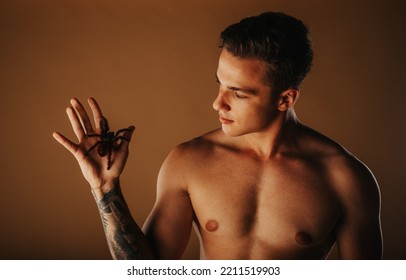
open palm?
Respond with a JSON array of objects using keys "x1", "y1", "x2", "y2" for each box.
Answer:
[{"x1": 53, "y1": 97, "x2": 135, "y2": 190}]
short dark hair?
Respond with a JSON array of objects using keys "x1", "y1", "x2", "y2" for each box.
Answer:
[{"x1": 220, "y1": 11, "x2": 313, "y2": 94}]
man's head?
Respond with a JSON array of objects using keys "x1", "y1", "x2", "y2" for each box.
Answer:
[{"x1": 220, "y1": 11, "x2": 313, "y2": 95}]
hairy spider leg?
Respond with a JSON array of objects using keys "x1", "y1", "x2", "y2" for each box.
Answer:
[
  {"x1": 85, "y1": 140, "x2": 103, "y2": 156},
  {"x1": 107, "y1": 134, "x2": 131, "y2": 169},
  {"x1": 99, "y1": 117, "x2": 110, "y2": 133},
  {"x1": 85, "y1": 133, "x2": 104, "y2": 156},
  {"x1": 115, "y1": 136, "x2": 130, "y2": 141},
  {"x1": 84, "y1": 128, "x2": 131, "y2": 170},
  {"x1": 86, "y1": 133, "x2": 103, "y2": 138},
  {"x1": 112, "y1": 136, "x2": 130, "y2": 149},
  {"x1": 114, "y1": 128, "x2": 132, "y2": 136},
  {"x1": 107, "y1": 142, "x2": 112, "y2": 170},
  {"x1": 112, "y1": 128, "x2": 131, "y2": 148}
]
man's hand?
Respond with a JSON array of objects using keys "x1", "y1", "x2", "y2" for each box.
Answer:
[
  {"x1": 53, "y1": 98, "x2": 155, "y2": 259},
  {"x1": 53, "y1": 97, "x2": 135, "y2": 194}
]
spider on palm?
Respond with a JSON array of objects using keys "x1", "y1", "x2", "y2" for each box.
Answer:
[{"x1": 85, "y1": 117, "x2": 132, "y2": 170}]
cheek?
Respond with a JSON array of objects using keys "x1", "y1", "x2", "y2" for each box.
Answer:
[
  {"x1": 245, "y1": 103, "x2": 277, "y2": 128},
  {"x1": 234, "y1": 105, "x2": 263, "y2": 127},
  {"x1": 244, "y1": 102, "x2": 271, "y2": 119}
]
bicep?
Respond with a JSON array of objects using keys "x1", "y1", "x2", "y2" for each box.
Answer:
[
  {"x1": 335, "y1": 169, "x2": 383, "y2": 259},
  {"x1": 336, "y1": 210, "x2": 382, "y2": 259},
  {"x1": 142, "y1": 148, "x2": 194, "y2": 259}
]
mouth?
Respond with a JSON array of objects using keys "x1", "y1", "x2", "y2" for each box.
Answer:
[{"x1": 219, "y1": 115, "x2": 234, "y2": 124}]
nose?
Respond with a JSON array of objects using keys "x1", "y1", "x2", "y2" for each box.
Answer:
[{"x1": 212, "y1": 90, "x2": 231, "y2": 112}]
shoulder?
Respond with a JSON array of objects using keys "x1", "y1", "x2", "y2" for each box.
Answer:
[
  {"x1": 165, "y1": 128, "x2": 228, "y2": 162},
  {"x1": 304, "y1": 127, "x2": 384, "y2": 259},
  {"x1": 157, "y1": 129, "x2": 225, "y2": 183},
  {"x1": 329, "y1": 150, "x2": 380, "y2": 212},
  {"x1": 301, "y1": 125, "x2": 381, "y2": 210}
]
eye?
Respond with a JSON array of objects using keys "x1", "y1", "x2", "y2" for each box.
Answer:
[{"x1": 232, "y1": 90, "x2": 248, "y2": 99}]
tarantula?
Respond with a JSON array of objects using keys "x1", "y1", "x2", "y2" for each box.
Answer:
[{"x1": 85, "y1": 117, "x2": 132, "y2": 170}]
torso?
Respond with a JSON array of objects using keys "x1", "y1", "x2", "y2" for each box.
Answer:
[{"x1": 180, "y1": 127, "x2": 346, "y2": 259}]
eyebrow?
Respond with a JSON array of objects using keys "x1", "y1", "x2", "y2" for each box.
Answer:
[{"x1": 215, "y1": 73, "x2": 258, "y2": 95}]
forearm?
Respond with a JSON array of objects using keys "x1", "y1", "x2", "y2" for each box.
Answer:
[{"x1": 92, "y1": 181, "x2": 154, "y2": 259}]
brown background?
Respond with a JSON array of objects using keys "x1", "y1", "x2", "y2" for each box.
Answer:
[{"x1": 0, "y1": 0, "x2": 405, "y2": 259}]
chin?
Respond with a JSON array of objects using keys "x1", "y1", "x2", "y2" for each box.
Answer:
[
  {"x1": 221, "y1": 125, "x2": 249, "y2": 137},
  {"x1": 222, "y1": 122, "x2": 269, "y2": 137}
]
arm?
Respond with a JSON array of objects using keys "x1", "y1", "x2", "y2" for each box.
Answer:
[
  {"x1": 92, "y1": 145, "x2": 194, "y2": 260},
  {"x1": 334, "y1": 158, "x2": 383, "y2": 259},
  {"x1": 142, "y1": 146, "x2": 194, "y2": 259},
  {"x1": 93, "y1": 146, "x2": 194, "y2": 259},
  {"x1": 91, "y1": 181, "x2": 154, "y2": 259},
  {"x1": 53, "y1": 97, "x2": 154, "y2": 259},
  {"x1": 53, "y1": 98, "x2": 193, "y2": 259}
]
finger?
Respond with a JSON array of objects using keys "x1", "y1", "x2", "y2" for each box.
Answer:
[
  {"x1": 88, "y1": 97, "x2": 104, "y2": 130},
  {"x1": 120, "y1": 126, "x2": 136, "y2": 151},
  {"x1": 66, "y1": 106, "x2": 85, "y2": 141},
  {"x1": 52, "y1": 131, "x2": 79, "y2": 155},
  {"x1": 70, "y1": 98, "x2": 94, "y2": 134}
]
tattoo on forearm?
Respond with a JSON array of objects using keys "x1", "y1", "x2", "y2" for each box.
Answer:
[{"x1": 92, "y1": 187, "x2": 152, "y2": 259}]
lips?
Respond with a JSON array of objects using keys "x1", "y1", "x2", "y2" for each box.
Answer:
[{"x1": 219, "y1": 115, "x2": 234, "y2": 124}]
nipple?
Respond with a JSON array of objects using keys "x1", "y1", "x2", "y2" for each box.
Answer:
[
  {"x1": 205, "y1": 220, "x2": 219, "y2": 232},
  {"x1": 295, "y1": 231, "x2": 312, "y2": 245}
]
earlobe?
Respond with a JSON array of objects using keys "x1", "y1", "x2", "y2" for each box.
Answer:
[{"x1": 277, "y1": 89, "x2": 300, "y2": 111}]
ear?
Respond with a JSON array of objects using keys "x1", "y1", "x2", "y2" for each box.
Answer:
[{"x1": 277, "y1": 88, "x2": 300, "y2": 111}]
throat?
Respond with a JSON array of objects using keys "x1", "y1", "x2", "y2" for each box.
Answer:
[{"x1": 240, "y1": 119, "x2": 303, "y2": 159}]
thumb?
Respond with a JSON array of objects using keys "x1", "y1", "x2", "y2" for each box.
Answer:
[
  {"x1": 120, "y1": 125, "x2": 136, "y2": 150},
  {"x1": 53, "y1": 131, "x2": 78, "y2": 156}
]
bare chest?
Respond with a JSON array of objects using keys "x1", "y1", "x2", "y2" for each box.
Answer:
[{"x1": 186, "y1": 155, "x2": 341, "y2": 258}]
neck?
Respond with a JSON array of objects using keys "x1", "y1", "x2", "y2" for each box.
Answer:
[{"x1": 240, "y1": 109, "x2": 300, "y2": 159}]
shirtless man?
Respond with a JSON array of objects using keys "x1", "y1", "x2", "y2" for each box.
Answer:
[{"x1": 53, "y1": 11, "x2": 382, "y2": 259}]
